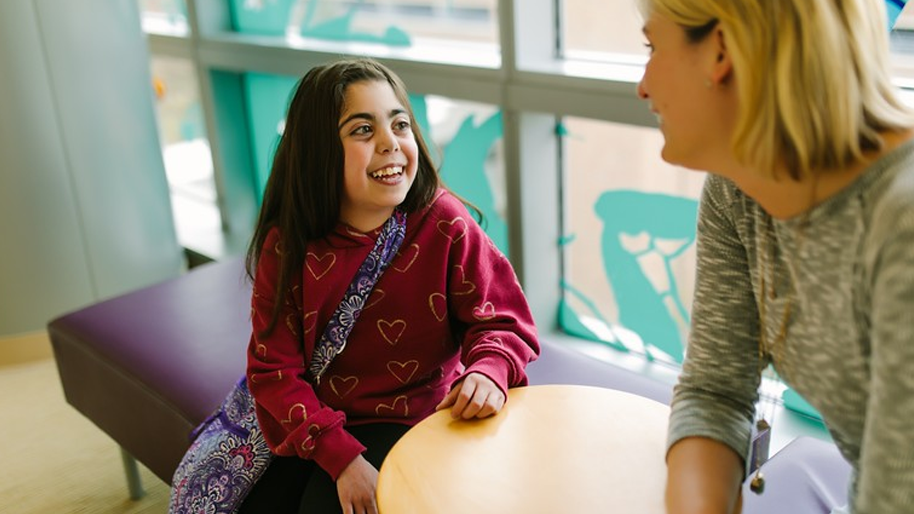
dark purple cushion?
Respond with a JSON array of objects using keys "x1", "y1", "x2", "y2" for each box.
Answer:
[
  {"x1": 526, "y1": 340, "x2": 672, "y2": 405},
  {"x1": 48, "y1": 257, "x2": 251, "y2": 481}
]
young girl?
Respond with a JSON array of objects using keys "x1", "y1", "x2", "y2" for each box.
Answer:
[
  {"x1": 240, "y1": 58, "x2": 540, "y2": 514},
  {"x1": 637, "y1": 1, "x2": 914, "y2": 513}
]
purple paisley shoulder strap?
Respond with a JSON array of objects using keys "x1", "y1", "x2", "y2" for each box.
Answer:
[{"x1": 308, "y1": 209, "x2": 407, "y2": 383}]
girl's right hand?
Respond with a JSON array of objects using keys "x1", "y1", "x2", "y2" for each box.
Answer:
[
  {"x1": 436, "y1": 372, "x2": 506, "y2": 419},
  {"x1": 336, "y1": 454, "x2": 380, "y2": 514}
]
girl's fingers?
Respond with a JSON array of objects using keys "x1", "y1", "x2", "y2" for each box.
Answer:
[
  {"x1": 460, "y1": 384, "x2": 502, "y2": 419},
  {"x1": 476, "y1": 403, "x2": 495, "y2": 418},
  {"x1": 464, "y1": 393, "x2": 492, "y2": 419},
  {"x1": 476, "y1": 391, "x2": 504, "y2": 418},
  {"x1": 493, "y1": 389, "x2": 506, "y2": 411},
  {"x1": 459, "y1": 390, "x2": 484, "y2": 419},
  {"x1": 477, "y1": 385, "x2": 507, "y2": 418},
  {"x1": 435, "y1": 383, "x2": 460, "y2": 410},
  {"x1": 450, "y1": 379, "x2": 477, "y2": 418},
  {"x1": 354, "y1": 501, "x2": 377, "y2": 514},
  {"x1": 345, "y1": 498, "x2": 378, "y2": 514},
  {"x1": 438, "y1": 374, "x2": 507, "y2": 419}
]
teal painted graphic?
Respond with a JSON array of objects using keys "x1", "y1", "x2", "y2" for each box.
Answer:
[
  {"x1": 292, "y1": 0, "x2": 411, "y2": 46},
  {"x1": 229, "y1": 0, "x2": 411, "y2": 46},
  {"x1": 559, "y1": 280, "x2": 628, "y2": 353},
  {"x1": 560, "y1": 182, "x2": 825, "y2": 420},
  {"x1": 243, "y1": 73, "x2": 300, "y2": 199},
  {"x1": 438, "y1": 111, "x2": 509, "y2": 253},
  {"x1": 561, "y1": 189, "x2": 698, "y2": 363},
  {"x1": 594, "y1": 190, "x2": 697, "y2": 362},
  {"x1": 888, "y1": 0, "x2": 908, "y2": 29},
  {"x1": 783, "y1": 387, "x2": 824, "y2": 421},
  {"x1": 407, "y1": 95, "x2": 434, "y2": 160},
  {"x1": 229, "y1": 0, "x2": 296, "y2": 35}
]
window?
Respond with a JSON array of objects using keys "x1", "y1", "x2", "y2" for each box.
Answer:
[
  {"x1": 229, "y1": 0, "x2": 499, "y2": 66},
  {"x1": 232, "y1": 0, "x2": 496, "y2": 42},
  {"x1": 148, "y1": 55, "x2": 219, "y2": 254},
  {"x1": 559, "y1": 0, "x2": 914, "y2": 88},
  {"x1": 139, "y1": 0, "x2": 189, "y2": 36},
  {"x1": 560, "y1": 117, "x2": 703, "y2": 365},
  {"x1": 560, "y1": 0, "x2": 646, "y2": 62},
  {"x1": 891, "y1": 9, "x2": 914, "y2": 83}
]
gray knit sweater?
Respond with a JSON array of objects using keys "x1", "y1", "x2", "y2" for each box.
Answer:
[{"x1": 668, "y1": 141, "x2": 914, "y2": 513}]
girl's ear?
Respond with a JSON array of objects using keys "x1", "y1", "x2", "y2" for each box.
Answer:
[{"x1": 709, "y1": 26, "x2": 733, "y2": 86}]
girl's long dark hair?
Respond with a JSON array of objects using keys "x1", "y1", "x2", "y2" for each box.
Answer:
[{"x1": 245, "y1": 58, "x2": 462, "y2": 335}]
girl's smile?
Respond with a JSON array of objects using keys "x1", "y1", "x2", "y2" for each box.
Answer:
[{"x1": 368, "y1": 164, "x2": 406, "y2": 183}]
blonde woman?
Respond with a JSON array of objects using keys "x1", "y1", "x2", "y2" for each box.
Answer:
[{"x1": 636, "y1": 0, "x2": 914, "y2": 513}]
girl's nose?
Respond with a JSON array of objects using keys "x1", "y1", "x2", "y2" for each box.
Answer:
[{"x1": 378, "y1": 129, "x2": 400, "y2": 153}]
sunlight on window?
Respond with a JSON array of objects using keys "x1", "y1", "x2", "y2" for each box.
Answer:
[
  {"x1": 139, "y1": 0, "x2": 188, "y2": 36},
  {"x1": 561, "y1": 0, "x2": 647, "y2": 61},
  {"x1": 231, "y1": 0, "x2": 498, "y2": 45},
  {"x1": 149, "y1": 56, "x2": 219, "y2": 250}
]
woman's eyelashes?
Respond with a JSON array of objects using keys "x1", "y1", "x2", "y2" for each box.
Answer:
[{"x1": 643, "y1": 41, "x2": 654, "y2": 55}]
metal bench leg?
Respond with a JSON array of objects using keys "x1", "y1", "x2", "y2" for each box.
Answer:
[{"x1": 120, "y1": 448, "x2": 146, "y2": 500}]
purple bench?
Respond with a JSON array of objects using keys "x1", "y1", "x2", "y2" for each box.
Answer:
[
  {"x1": 47, "y1": 256, "x2": 672, "y2": 498},
  {"x1": 48, "y1": 258, "x2": 253, "y2": 497},
  {"x1": 48, "y1": 257, "x2": 849, "y2": 509}
]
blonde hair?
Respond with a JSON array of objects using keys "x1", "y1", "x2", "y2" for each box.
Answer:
[{"x1": 640, "y1": 0, "x2": 914, "y2": 180}]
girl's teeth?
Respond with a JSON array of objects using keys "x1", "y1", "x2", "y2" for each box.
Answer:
[{"x1": 370, "y1": 167, "x2": 401, "y2": 178}]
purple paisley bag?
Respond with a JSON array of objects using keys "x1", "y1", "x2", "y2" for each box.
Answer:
[
  {"x1": 168, "y1": 210, "x2": 406, "y2": 514},
  {"x1": 168, "y1": 377, "x2": 270, "y2": 513}
]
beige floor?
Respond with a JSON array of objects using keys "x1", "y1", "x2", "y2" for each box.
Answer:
[{"x1": 0, "y1": 353, "x2": 169, "y2": 513}]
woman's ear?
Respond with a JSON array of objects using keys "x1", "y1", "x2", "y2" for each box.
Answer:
[{"x1": 709, "y1": 26, "x2": 733, "y2": 86}]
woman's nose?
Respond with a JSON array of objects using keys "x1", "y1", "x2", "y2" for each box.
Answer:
[{"x1": 637, "y1": 80, "x2": 649, "y2": 100}]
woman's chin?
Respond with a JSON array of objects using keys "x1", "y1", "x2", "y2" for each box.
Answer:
[{"x1": 660, "y1": 146, "x2": 711, "y2": 174}]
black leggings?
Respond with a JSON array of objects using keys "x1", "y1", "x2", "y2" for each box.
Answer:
[{"x1": 239, "y1": 423, "x2": 411, "y2": 514}]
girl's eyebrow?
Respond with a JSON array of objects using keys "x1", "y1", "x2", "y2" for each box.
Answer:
[
  {"x1": 338, "y1": 108, "x2": 407, "y2": 130},
  {"x1": 339, "y1": 112, "x2": 373, "y2": 130}
]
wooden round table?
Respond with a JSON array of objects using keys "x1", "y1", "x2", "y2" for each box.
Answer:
[{"x1": 377, "y1": 384, "x2": 670, "y2": 513}]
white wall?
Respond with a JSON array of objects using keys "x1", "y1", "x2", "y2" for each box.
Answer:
[{"x1": 0, "y1": 0, "x2": 184, "y2": 337}]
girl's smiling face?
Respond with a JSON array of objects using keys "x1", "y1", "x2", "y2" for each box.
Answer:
[{"x1": 337, "y1": 80, "x2": 419, "y2": 232}]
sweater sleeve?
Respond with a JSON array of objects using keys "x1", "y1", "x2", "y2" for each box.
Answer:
[
  {"x1": 434, "y1": 196, "x2": 540, "y2": 394},
  {"x1": 855, "y1": 191, "x2": 914, "y2": 513},
  {"x1": 247, "y1": 228, "x2": 365, "y2": 481},
  {"x1": 666, "y1": 176, "x2": 761, "y2": 471}
]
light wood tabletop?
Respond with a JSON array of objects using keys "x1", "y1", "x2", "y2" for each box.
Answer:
[{"x1": 376, "y1": 384, "x2": 670, "y2": 514}]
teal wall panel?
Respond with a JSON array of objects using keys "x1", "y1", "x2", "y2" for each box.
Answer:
[{"x1": 243, "y1": 73, "x2": 299, "y2": 199}]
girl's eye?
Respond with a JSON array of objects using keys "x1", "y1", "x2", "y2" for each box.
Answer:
[
  {"x1": 352, "y1": 125, "x2": 372, "y2": 136},
  {"x1": 394, "y1": 120, "x2": 411, "y2": 131},
  {"x1": 643, "y1": 42, "x2": 654, "y2": 55}
]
